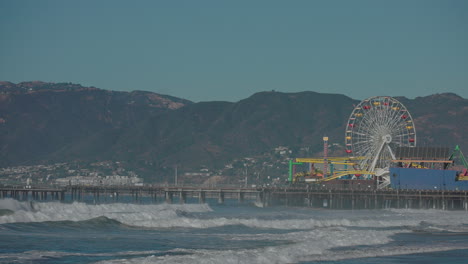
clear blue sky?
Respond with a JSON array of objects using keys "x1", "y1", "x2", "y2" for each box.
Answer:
[{"x1": 1, "y1": 0, "x2": 467, "y2": 102}]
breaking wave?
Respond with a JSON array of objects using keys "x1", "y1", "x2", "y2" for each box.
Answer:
[
  {"x1": 2, "y1": 199, "x2": 468, "y2": 231},
  {"x1": 0, "y1": 199, "x2": 212, "y2": 227},
  {"x1": 3, "y1": 199, "x2": 468, "y2": 263},
  {"x1": 94, "y1": 229, "x2": 468, "y2": 264}
]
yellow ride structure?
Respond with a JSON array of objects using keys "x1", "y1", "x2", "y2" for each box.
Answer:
[{"x1": 290, "y1": 156, "x2": 374, "y2": 183}]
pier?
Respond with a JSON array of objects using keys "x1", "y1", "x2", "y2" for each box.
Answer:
[
  {"x1": 0, "y1": 186, "x2": 259, "y2": 204},
  {"x1": 67, "y1": 186, "x2": 259, "y2": 204},
  {"x1": 267, "y1": 187, "x2": 468, "y2": 210},
  {"x1": 1, "y1": 185, "x2": 468, "y2": 210},
  {"x1": 0, "y1": 187, "x2": 66, "y2": 201}
]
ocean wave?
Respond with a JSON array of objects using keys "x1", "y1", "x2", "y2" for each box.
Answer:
[
  {"x1": 1, "y1": 199, "x2": 468, "y2": 233},
  {"x1": 43, "y1": 216, "x2": 127, "y2": 229},
  {"x1": 0, "y1": 249, "x2": 168, "y2": 263},
  {"x1": 0, "y1": 209, "x2": 14, "y2": 216},
  {"x1": 95, "y1": 234, "x2": 468, "y2": 264},
  {"x1": 3, "y1": 199, "x2": 468, "y2": 232},
  {"x1": 0, "y1": 198, "x2": 34, "y2": 212},
  {"x1": 0, "y1": 199, "x2": 212, "y2": 226},
  {"x1": 3, "y1": 199, "x2": 468, "y2": 263},
  {"x1": 4, "y1": 224, "x2": 468, "y2": 264},
  {"x1": 94, "y1": 227, "x2": 399, "y2": 264}
]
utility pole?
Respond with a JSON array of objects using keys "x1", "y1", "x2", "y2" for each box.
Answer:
[
  {"x1": 244, "y1": 165, "x2": 248, "y2": 188},
  {"x1": 175, "y1": 165, "x2": 178, "y2": 186}
]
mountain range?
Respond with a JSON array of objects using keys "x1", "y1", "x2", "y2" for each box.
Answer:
[{"x1": 1, "y1": 81, "x2": 467, "y2": 180}]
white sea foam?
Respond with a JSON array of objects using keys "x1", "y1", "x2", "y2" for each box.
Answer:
[
  {"x1": 6, "y1": 228, "x2": 468, "y2": 264},
  {"x1": 304, "y1": 244, "x2": 468, "y2": 262},
  {"x1": 0, "y1": 199, "x2": 212, "y2": 226},
  {"x1": 3, "y1": 227, "x2": 394, "y2": 264},
  {"x1": 0, "y1": 249, "x2": 165, "y2": 262},
  {"x1": 3, "y1": 199, "x2": 468, "y2": 263},
  {"x1": 0, "y1": 200, "x2": 414, "y2": 229},
  {"x1": 91, "y1": 207, "x2": 468, "y2": 263},
  {"x1": 96, "y1": 232, "x2": 468, "y2": 264},
  {"x1": 2, "y1": 199, "x2": 468, "y2": 232},
  {"x1": 0, "y1": 198, "x2": 34, "y2": 212},
  {"x1": 94, "y1": 228, "x2": 397, "y2": 264}
]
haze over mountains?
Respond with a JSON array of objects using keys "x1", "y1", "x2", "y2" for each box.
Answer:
[{"x1": 1, "y1": 81, "x2": 467, "y2": 180}]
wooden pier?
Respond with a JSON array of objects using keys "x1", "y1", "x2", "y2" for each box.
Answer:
[
  {"x1": 66, "y1": 186, "x2": 259, "y2": 204},
  {"x1": 266, "y1": 187, "x2": 468, "y2": 210},
  {"x1": 0, "y1": 186, "x2": 259, "y2": 204},
  {"x1": 1, "y1": 185, "x2": 468, "y2": 210},
  {"x1": 0, "y1": 187, "x2": 66, "y2": 201}
]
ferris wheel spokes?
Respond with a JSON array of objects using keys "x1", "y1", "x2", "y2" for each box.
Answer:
[{"x1": 345, "y1": 96, "x2": 417, "y2": 176}]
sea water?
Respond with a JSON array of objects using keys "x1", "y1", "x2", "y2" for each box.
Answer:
[{"x1": 1, "y1": 197, "x2": 468, "y2": 263}]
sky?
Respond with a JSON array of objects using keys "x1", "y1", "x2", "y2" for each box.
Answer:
[{"x1": 0, "y1": 0, "x2": 467, "y2": 102}]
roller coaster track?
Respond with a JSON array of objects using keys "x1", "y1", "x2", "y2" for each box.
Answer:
[{"x1": 318, "y1": 170, "x2": 375, "y2": 182}]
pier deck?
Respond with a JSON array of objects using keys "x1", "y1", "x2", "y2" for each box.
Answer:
[{"x1": 1, "y1": 185, "x2": 468, "y2": 210}]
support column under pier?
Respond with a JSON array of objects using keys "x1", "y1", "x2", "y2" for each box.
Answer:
[
  {"x1": 199, "y1": 191, "x2": 206, "y2": 204},
  {"x1": 238, "y1": 191, "x2": 244, "y2": 203},
  {"x1": 218, "y1": 191, "x2": 224, "y2": 204},
  {"x1": 179, "y1": 189, "x2": 186, "y2": 204},
  {"x1": 165, "y1": 191, "x2": 173, "y2": 204}
]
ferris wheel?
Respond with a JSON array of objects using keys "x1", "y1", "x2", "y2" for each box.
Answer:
[{"x1": 345, "y1": 96, "x2": 416, "y2": 173}]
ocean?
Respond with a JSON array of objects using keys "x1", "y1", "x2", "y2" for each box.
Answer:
[{"x1": 1, "y1": 197, "x2": 468, "y2": 263}]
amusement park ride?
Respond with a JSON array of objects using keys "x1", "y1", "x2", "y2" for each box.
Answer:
[{"x1": 290, "y1": 96, "x2": 419, "y2": 189}]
